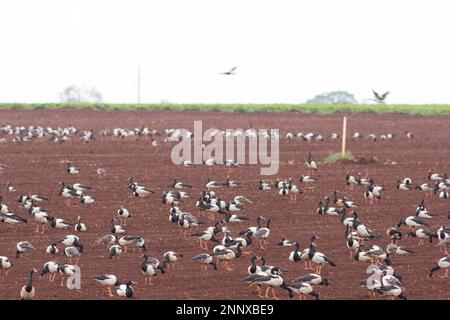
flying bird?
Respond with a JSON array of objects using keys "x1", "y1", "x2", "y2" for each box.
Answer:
[
  {"x1": 221, "y1": 66, "x2": 237, "y2": 75},
  {"x1": 372, "y1": 90, "x2": 389, "y2": 104}
]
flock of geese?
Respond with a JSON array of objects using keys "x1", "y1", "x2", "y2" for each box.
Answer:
[{"x1": 0, "y1": 123, "x2": 448, "y2": 300}]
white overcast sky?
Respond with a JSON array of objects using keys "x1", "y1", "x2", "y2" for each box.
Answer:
[{"x1": 1, "y1": 0, "x2": 449, "y2": 104}]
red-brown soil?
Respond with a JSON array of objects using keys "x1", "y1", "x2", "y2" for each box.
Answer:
[{"x1": 0, "y1": 109, "x2": 448, "y2": 300}]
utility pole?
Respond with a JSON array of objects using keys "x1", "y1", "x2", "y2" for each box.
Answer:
[{"x1": 137, "y1": 59, "x2": 141, "y2": 104}]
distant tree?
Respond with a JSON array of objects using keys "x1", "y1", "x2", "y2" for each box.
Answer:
[
  {"x1": 307, "y1": 91, "x2": 357, "y2": 104},
  {"x1": 60, "y1": 85, "x2": 102, "y2": 103}
]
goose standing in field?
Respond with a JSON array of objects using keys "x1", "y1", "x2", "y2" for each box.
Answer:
[
  {"x1": 305, "y1": 151, "x2": 318, "y2": 174},
  {"x1": 191, "y1": 253, "x2": 217, "y2": 271},
  {"x1": 0, "y1": 256, "x2": 12, "y2": 275},
  {"x1": 428, "y1": 256, "x2": 450, "y2": 278},
  {"x1": 118, "y1": 236, "x2": 145, "y2": 252},
  {"x1": 111, "y1": 218, "x2": 127, "y2": 234},
  {"x1": 436, "y1": 226, "x2": 450, "y2": 255},
  {"x1": 94, "y1": 274, "x2": 120, "y2": 297},
  {"x1": 288, "y1": 243, "x2": 302, "y2": 263},
  {"x1": 140, "y1": 253, "x2": 166, "y2": 285},
  {"x1": 191, "y1": 230, "x2": 219, "y2": 250},
  {"x1": 239, "y1": 215, "x2": 266, "y2": 236},
  {"x1": 308, "y1": 243, "x2": 336, "y2": 274},
  {"x1": 108, "y1": 244, "x2": 124, "y2": 259},
  {"x1": 20, "y1": 269, "x2": 38, "y2": 300},
  {"x1": 59, "y1": 235, "x2": 82, "y2": 247},
  {"x1": 16, "y1": 241, "x2": 34, "y2": 258},
  {"x1": 40, "y1": 261, "x2": 59, "y2": 281},
  {"x1": 294, "y1": 273, "x2": 330, "y2": 287},
  {"x1": 287, "y1": 178, "x2": 303, "y2": 202},
  {"x1": 376, "y1": 285, "x2": 407, "y2": 300},
  {"x1": 213, "y1": 243, "x2": 243, "y2": 271},
  {"x1": 254, "y1": 219, "x2": 272, "y2": 250},
  {"x1": 64, "y1": 245, "x2": 83, "y2": 265},
  {"x1": 407, "y1": 228, "x2": 436, "y2": 245},
  {"x1": 96, "y1": 234, "x2": 117, "y2": 246},
  {"x1": 67, "y1": 163, "x2": 80, "y2": 175},
  {"x1": 163, "y1": 251, "x2": 183, "y2": 270},
  {"x1": 74, "y1": 216, "x2": 86, "y2": 232},
  {"x1": 117, "y1": 207, "x2": 130, "y2": 225},
  {"x1": 397, "y1": 216, "x2": 429, "y2": 230},
  {"x1": 116, "y1": 280, "x2": 135, "y2": 298},
  {"x1": 242, "y1": 267, "x2": 289, "y2": 299},
  {"x1": 46, "y1": 243, "x2": 59, "y2": 255},
  {"x1": 345, "y1": 226, "x2": 360, "y2": 258},
  {"x1": 439, "y1": 190, "x2": 449, "y2": 198}
]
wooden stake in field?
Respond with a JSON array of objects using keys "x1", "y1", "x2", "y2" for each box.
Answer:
[{"x1": 341, "y1": 116, "x2": 347, "y2": 156}]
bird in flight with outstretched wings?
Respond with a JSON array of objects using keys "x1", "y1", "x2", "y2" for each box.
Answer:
[
  {"x1": 220, "y1": 66, "x2": 237, "y2": 75},
  {"x1": 372, "y1": 90, "x2": 389, "y2": 103}
]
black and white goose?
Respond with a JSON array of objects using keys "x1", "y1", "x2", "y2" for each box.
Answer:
[
  {"x1": 46, "y1": 243, "x2": 59, "y2": 255},
  {"x1": 118, "y1": 236, "x2": 145, "y2": 252},
  {"x1": 225, "y1": 176, "x2": 240, "y2": 188},
  {"x1": 108, "y1": 244, "x2": 124, "y2": 259},
  {"x1": 0, "y1": 256, "x2": 12, "y2": 275},
  {"x1": 428, "y1": 256, "x2": 450, "y2": 278},
  {"x1": 94, "y1": 274, "x2": 120, "y2": 297},
  {"x1": 117, "y1": 207, "x2": 130, "y2": 225},
  {"x1": 59, "y1": 182, "x2": 82, "y2": 200},
  {"x1": 299, "y1": 175, "x2": 316, "y2": 183},
  {"x1": 74, "y1": 216, "x2": 86, "y2": 232},
  {"x1": 50, "y1": 217, "x2": 71, "y2": 229},
  {"x1": 345, "y1": 226, "x2": 360, "y2": 258},
  {"x1": 57, "y1": 264, "x2": 77, "y2": 286},
  {"x1": 427, "y1": 170, "x2": 446, "y2": 182},
  {"x1": 73, "y1": 183, "x2": 91, "y2": 192},
  {"x1": 254, "y1": 219, "x2": 272, "y2": 250},
  {"x1": 191, "y1": 253, "x2": 217, "y2": 271},
  {"x1": 222, "y1": 211, "x2": 250, "y2": 223},
  {"x1": 0, "y1": 212, "x2": 28, "y2": 224},
  {"x1": 116, "y1": 280, "x2": 135, "y2": 298},
  {"x1": 191, "y1": 230, "x2": 219, "y2": 250},
  {"x1": 397, "y1": 216, "x2": 429, "y2": 230},
  {"x1": 213, "y1": 241, "x2": 243, "y2": 269},
  {"x1": 59, "y1": 235, "x2": 82, "y2": 247},
  {"x1": 305, "y1": 151, "x2": 318, "y2": 173},
  {"x1": 40, "y1": 261, "x2": 59, "y2": 282},
  {"x1": 132, "y1": 185, "x2": 155, "y2": 197},
  {"x1": 242, "y1": 267, "x2": 289, "y2": 299},
  {"x1": 293, "y1": 273, "x2": 330, "y2": 287},
  {"x1": 407, "y1": 228, "x2": 436, "y2": 245},
  {"x1": 80, "y1": 194, "x2": 94, "y2": 204},
  {"x1": 386, "y1": 240, "x2": 414, "y2": 256},
  {"x1": 0, "y1": 196, "x2": 9, "y2": 214},
  {"x1": 16, "y1": 241, "x2": 34, "y2": 258},
  {"x1": 64, "y1": 245, "x2": 83, "y2": 265},
  {"x1": 307, "y1": 243, "x2": 336, "y2": 274},
  {"x1": 375, "y1": 285, "x2": 407, "y2": 300},
  {"x1": 20, "y1": 269, "x2": 38, "y2": 300},
  {"x1": 111, "y1": 218, "x2": 127, "y2": 234},
  {"x1": 96, "y1": 234, "x2": 117, "y2": 246},
  {"x1": 171, "y1": 180, "x2": 192, "y2": 189},
  {"x1": 205, "y1": 180, "x2": 225, "y2": 189},
  {"x1": 67, "y1": 163, "x2": 80, "y2": 175},
  {"x1": 140, "y1": 253, "x2": 166, "y2": 285},
  {"x1": 258, "y1": 180, "x2": 272, "y2": 191},
  {"x1": 288, "y1": 243, "x2": 302, "y2": 263},
  {"x1": 163, "y1": 251, "x2": 183, "y2": 270},
  {"x1": 286, "y1": 281, "x2": 320, "y2": 300},
  {"x1": 287, "y1": 178, "x2": 303, "y2": 202},
  {"x1": 345, "y1": 172, "x2": 358, "y2": 189},
  {"x1": 397, "y1": 180, "x2": 412, "y2": 191},
  {"x1": 415, "y1": 183, "x2": 434, "y2": 195},
  {"x1": 278, "y1": 238, "x2": 297, "y2": 247}
]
